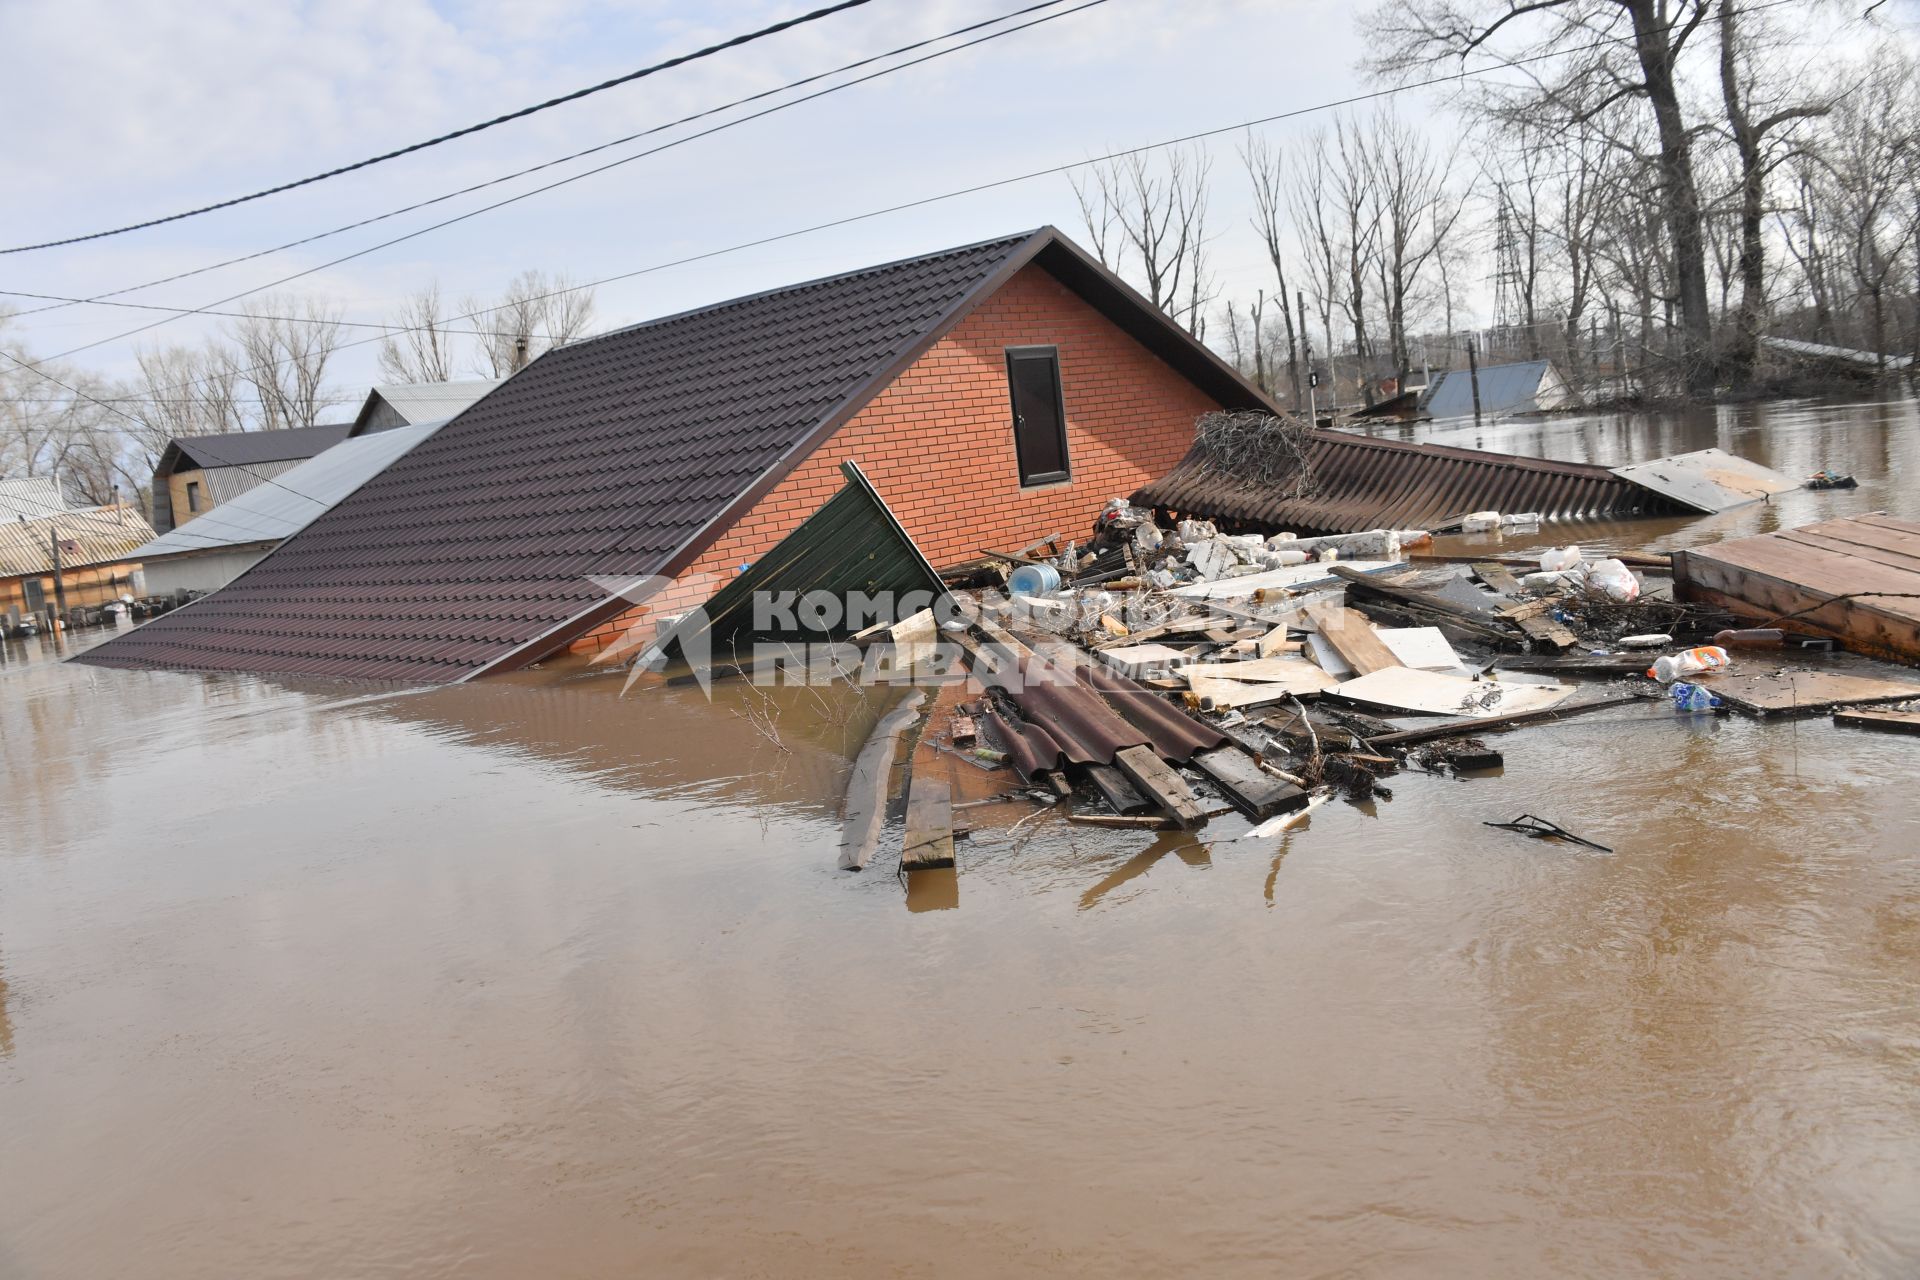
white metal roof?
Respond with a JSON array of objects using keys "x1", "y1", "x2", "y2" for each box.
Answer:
[{"x1": 132, "y1": 418, "x2": 445, "y2": 559}]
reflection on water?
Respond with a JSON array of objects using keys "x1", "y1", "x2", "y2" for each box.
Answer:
[{"x1": 0, "y1": 397, "x2": 1917, "y2": 1277}]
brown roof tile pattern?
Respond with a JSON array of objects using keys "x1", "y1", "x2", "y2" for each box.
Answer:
[{"x1": 79, "y1": 233, "x2": 1038, "y2": 682}]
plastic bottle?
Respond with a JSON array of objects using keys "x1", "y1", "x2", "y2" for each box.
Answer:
[
  {"x1": 1670, "y1": 681, "x2": 1723, "y2": 711},
  {"x1": 1539, "y1": 546, "x2": 1582, "y2": 572},
  {"x1": 1648, "y1": 646, "x2": 1732, "y2": 682},
  {"x1": 1712, "y1": 627, "x2": 1785, "y2": 648}
]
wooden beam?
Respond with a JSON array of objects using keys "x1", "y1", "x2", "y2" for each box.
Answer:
[
  {"x1": 1471, "y1": 562, "x2": 1525, "y2": 596},
  {"x1": 1192, "y1": 747, "x2": 1309, "y2": 818},
  {"x1": 1113, "y1": 745, "x2": 1207, "y2": 829},
  {"x1": 901, "y1": 776, "x2": 956, "y2": 872},
  {"x1": 1306, "y1": 603, "x2": 1402, "y2": 675}
]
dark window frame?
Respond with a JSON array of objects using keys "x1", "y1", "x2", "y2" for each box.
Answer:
[
  {"x1": 1004, "y1": 345, "x2": 1071, "y2": 488},
  {"x1": 185, "y1": 480, "x2": 202, "y2": 513}
]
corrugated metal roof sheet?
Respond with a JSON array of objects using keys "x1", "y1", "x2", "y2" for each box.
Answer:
[
  {"x1": 353, "y1": 380, "x2": 504, "y2": 433},
  {"x1": 0, "y1": 504, "x2": 156, "y2": 578},
  {"x1": 1421, "y1": 360, "x2": 1564, "y2": 418},
  {"x1": 1133, "y1": 428, "x2": 1678, "y2": 535},
  {"x1": 79, "y1": 227, "x2": 1274, "y2": 683},
  {"x1": 0, "y1": 475, "x2": 71, "y2": 522},
  {"x1": 170, "y1": 423, "x2": 352, "y2": 470},
  {"x1": 977, "y1": 645, "x2": 1227, "y2": 777},
  {"x1": 132, "y1": 419, "x2": 446, "y2": 560}
]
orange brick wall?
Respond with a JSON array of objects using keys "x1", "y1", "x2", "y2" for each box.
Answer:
[{"x1": 570, "y1": 262, "x2": 1221, "y2": 656}]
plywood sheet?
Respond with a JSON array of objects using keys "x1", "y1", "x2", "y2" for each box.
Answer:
[
  {"x1": 1695, "y1": 669, "x2": 1920, "y2": 716},
  {"x1": 1169, "y1": 560, "x2": 1400, "y2": 600},
  {"x1": 1334, "y1": 667, "x2": 1574, "y2": 718},
  {"x1": 1183, "y1": 657, "x2": 1333, "y2": 683},
  {"x1": 1378, "y1": 626, "x2": 1463, "y2": 672},
  {"x1": 1610, "y1": 448, "x2": 1798, "y2": 513},
  {"x1": 1187, "y1": 668, "x2": 1339, "y2": 708}
]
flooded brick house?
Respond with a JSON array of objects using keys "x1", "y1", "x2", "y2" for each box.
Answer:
[{"x1": 83, "y1": 227, "x2": 1276, "y2": 681}]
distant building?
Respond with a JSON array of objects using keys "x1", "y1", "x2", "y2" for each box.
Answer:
[
  {"x1": 149, "y1": 423, "x2": 351, "y2": 534},
  {"x1": 0, "y1": 474, "x2": 74, "y2": 522},
  {"x1": 350, "y1": 379, "x2": 503, "y2": 435},
  {"x1": 1420, "y1": 359, "x2": 1574, "y2": 420},
  {"x1": 0, "y1": 504, "x2": 154, "y2": 621},
  {"x1": 125, "y1": 418, "x2": 446, "y2": 597}
]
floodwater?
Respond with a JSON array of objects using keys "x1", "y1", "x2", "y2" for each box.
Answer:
[{"x1": 4, "y1": 397, "x2": 1920, "y2": 1278}]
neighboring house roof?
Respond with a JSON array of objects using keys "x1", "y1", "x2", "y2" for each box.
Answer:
[
  {"x1": 1421, "y1": 360, "x2": 1562, "y2": 419},
  {"x1": 165, "y1": 423, "x2": 353, "y2": 472},
  {"x1": 79, "y1": 226, "x2": 1275, "y2": 682},
  {"x1": 350, "y1": 379, "x2": 504, "y2": 435},
  {"x1": 0, "y1": 504, "x2": 155, "y2": 579},
  {"x1": 1762, "y1": 335, "x2": 1914, "y2": 371},
  {"x1": 130, "y1": 418, "x2": 447, "y2": 561},
  {"x1": 0, "y1": 475, "x2": 72, "y2": 522}
]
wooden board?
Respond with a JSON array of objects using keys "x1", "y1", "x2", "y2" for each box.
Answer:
[
  {"x1": 1113, "y1": 744, "x2": 1206, "y2": 829},
  {"x1": 837, "y1": 690, "x2": 926, "y2": 871},
  {"x1": 1169, "y1": 560, "x2": 1401, "y2": 600},
  {"x1": 1675, "y1": 551, "x2": 1920, "y2": 665},
  {"x1": 901, "y1": 776, "x2": 956, "y2": 871},
  {"x1": 1496, "y1": 652, "x2": 1651, "y2": 675},
  {"x1": 1192, "y1": 747, "x2": 1310, "y2": 818},
  {"x1": 1610, "y1": 448, "x2": 1798, "y2": 513},
  {"x1": 1516, "y1": 612, "x2": 1578, "y2": 651},
  {"x1": 1306, "y1": 603, "x2": 1402, "y2": 676},
  {"x1": 1256, "y1": 625, "x2": 1294, "y2": 658},
  {"x1": 1471, "y1": 562, "x2": 1525, "y2": 596},
  {"x1": 1834, "y1": 706, "x2": 1920, "y2": 735},
  {"x1": 1183, "y1": 656, "x2": 1339, "y2": 684},
  {"x1": 1334, "y1": 667, "x2": 1574, "y2": 718},
  {"x1": 1694, "y1": 669, "x2": 1920, "y2": 717},
  {"x1": 1186, "y1": 672, "x2": 1336, "y2": 710}
]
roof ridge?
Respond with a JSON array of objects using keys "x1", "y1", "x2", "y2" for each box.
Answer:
[{"x1": 575, "y1": 227, "x2": 1046, "y2": 351}]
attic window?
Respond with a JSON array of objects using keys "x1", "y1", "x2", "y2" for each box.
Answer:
[
  {"x1": 185, "y1": 481, "x2": 202, "y2": 513},
  {"x1": 1006, "y1": 346, "x2": 1069, "y2": 487}
]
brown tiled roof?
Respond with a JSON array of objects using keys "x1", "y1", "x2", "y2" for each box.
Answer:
[{"x1": 80, "y1": 227, "x2": 1274, "y2": 682}]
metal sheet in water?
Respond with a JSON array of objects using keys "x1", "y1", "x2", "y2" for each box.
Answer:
[{"x1": 1610, "y1": 447, "x2": 1800, "y2": 513}]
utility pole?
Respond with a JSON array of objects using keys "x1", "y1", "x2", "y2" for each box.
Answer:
[
  {"x1": 49, "y1": 525, "x2": 69, "y2": 625},
  {"x1": 1467, "y1": 335, "x2": 1484, "y2": 423}
]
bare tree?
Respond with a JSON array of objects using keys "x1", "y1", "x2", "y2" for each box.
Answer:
[
  {"x1": 1365, "y1": 110, "x2": 1466, "y2": 382},
  {"x1": 1070, "y1": 145, "x2": 1216, "y2": 335},
  {"x1": 466, "y1": 271, "x2": 598, "y2": 377},
  {"x1": 228, "y1": 295, "x2": 346, "y2": 430},
  {"x1": 1241, "y1": 132, "x2": 1305, "y2": 403},
  {"x1": 377, "y1": 282, "x2": 460, "y2": 384},
  {"x1": 1371, "y1": 0, "x2": 1726, "y2": 395}
]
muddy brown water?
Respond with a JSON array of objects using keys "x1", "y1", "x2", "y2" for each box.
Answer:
[{"x1": 4, "y1": 397, "x2": 1920, "y2": 1278}]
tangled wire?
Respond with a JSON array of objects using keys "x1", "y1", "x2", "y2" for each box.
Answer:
[{"x1": 1191, "y1": 410, "x2": 1317, "y2": 498}]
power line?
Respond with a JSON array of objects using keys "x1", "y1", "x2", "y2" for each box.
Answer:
[
  {"x1": 0, "y1": 294, "x2": 572, "y2": 339},
  {"x1": 10, "y1": 0, "x2": 1107, "y2": 367},
  {"x1": 0, "y1": 0, "x2": 882, "y2": 255},
  {"x1": 2, "y1": 0, "x2": 1083, "y2": 331},
  {"x1": 11, "y1": 0, "x2": 1785, "y2": 414}
]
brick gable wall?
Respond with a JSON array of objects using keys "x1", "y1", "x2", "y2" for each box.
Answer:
[{"x1": 569, "y1": 261, "x2": 1220, "y2": 656}]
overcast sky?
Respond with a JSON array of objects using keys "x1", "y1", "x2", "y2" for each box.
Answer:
[{"x1": 0, "y1": 0, "x2": 1458, "y2": 403}]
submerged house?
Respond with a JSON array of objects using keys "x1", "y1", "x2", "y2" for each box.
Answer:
[
  {"x1": 149, "y1": 423, "x2": 352, "y2": 534},
  {"x1": 82, "y1": 226, "x2": 1274, "y2": 681},
  {"x1": 116, "y1": 418, "x2": 448, "y2": 597},
  {"x1": 1420, "y1": 359, "x2": 1573, "y2": 419},
  {"x1": 1, "y1": 504, "x2": 154, "y2": 620}
]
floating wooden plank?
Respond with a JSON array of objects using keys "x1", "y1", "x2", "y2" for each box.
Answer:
[
  {"x1": 1496, "y1": 652, "x2": 1652, "y2": 675},
  {"x1": 1610, "y1": 448, "x2": 1798, "y2": 513},
  {"x1": 1192, "y1": 747, "x2": 1309, "y2": 818},
  {"x1": 1334, "y1": 667, "x2": 1574, "y2": 718},
  {"x1": 1674, "y1": 515, "x2": 1920, "y2": 664},
  {"x1": 1367, "y1": 690, "x2": 1647, "y2": 747},
  {"x1": 1694, "y1": 669, "x2": 1920, "y2": 717},
  {"x1": 1183, "y1": 656, "x2": 1340, "y2": 684},
  {"x1": 1185, "y1": 673, "x2": 1334, "y2": 710},
  {"x1": 837, "y1": 690, "x2": 926, "y2": 871},
  {"x1": 1085, "y1": 762, "x2": 1152, "y2": 815},
  {"x1": 1471, "y1": 562, "x2": 1525, "y2": 596},
  {"x1": 1516, "y1": 612, "x2": 1578, "y2": 651},
  {"x1": 1113, "y1": 744, "x2": 1206, "y2": 829},
  {"x1": 1305, "y1": 603, "x2": 1402, "y2": 676},
  {"x1": 1833, "y1": 706, "x2": 1920, "y2": 735},
  {"x1": 1069, "y1": 811, "x2": 1177, "y2": 830},
  {"x1": 900, "y1": 776, "x2": 956, "y2": 872}
]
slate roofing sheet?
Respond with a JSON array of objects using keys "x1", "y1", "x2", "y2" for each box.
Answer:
[
  {"x1": 1134, "y1": 428, "x2": 1676, "y2": 536},
  {"x1": 171, "y1": 423, "x2": 352, "y2": 470},
  {"x1": 0, "y1": 504, "x2": 156, "y2": 578},
  {"x1": 0, "y1": 475, "x2": 71, "y2": 522},
  {"x1": 132, "y1": 419, "x2": 446, "y2": 559},
  {"x1": 78, "y1": 233, "x2": 1045, "y2": 681}
]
